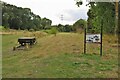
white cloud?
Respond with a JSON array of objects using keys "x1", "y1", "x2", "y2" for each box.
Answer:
[{"x1": 2, "y1": 0, "x2": 89, "y2": 25}]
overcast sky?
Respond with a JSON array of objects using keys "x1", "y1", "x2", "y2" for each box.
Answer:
[{"x1": 2, "y1": 0, "x2": 89, "y2": 25}]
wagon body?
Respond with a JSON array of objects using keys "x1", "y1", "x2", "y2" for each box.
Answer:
[{"x1": 18, "y1": 37, "x2": 36, "y2": 46}]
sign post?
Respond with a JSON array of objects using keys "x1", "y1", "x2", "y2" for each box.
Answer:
[
  {"x1": 84, "y1": 28, "x2": 86, "y2": 54},
  {"x1": 100, "y1": 18, "x2": 103, "y2": 56}
]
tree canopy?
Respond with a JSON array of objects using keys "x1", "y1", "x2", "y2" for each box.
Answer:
[
  {"x1": 75, "y1": 0, "x2": 120, "y2": 34},
  {"x1": 1, "y1": 1, "x2": 79, "y2": 32},
  {"x1": 2, "y1": 1, "x2": 52, "y2": 31},
  {"x1": 2, "y1": 1, "x2": 119, "y2": 34}
]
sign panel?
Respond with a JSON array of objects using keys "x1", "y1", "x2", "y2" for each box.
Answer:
[{"x1": 86, "y1": 34, "x2": 101, "y2": 43}]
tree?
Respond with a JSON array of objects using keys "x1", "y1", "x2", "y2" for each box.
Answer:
[
  {"x1": 64, "y1": 25, "x2": 73, "y2": 32},
  {"x1": 57, "y1": 24, "x2": 65, "y2": 32},
  {"x1": 90, "y1": 2, "x2": 116, "y2": 33},
  {"x1": 73, "y1": 19, "x2": 87, "y2": 32},
  {"x1": 2, "y1": 1, "x2": 52, "y2": 31},
  {"x1": 75, "y1": 1, "x2": 118, "y2": 34},
  {"x1": 40, "y1": 18, "x2": 52, "y2": 30}
]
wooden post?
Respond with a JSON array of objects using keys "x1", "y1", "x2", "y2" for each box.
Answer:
[
  {"x1": 84, "y1": 28, "x2": 86, "y2": 54},
  {"x1": 100, "y1": 19, "x2": 103, "y2": 56}
]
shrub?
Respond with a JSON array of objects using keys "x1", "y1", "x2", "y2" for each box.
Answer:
[
  {"x1": 42, "y1": 30, "x2": 51, "y2": 34},
  {"x1": 50, "y1": 27, "x2": 58, "y2": 36},
  {"x1": 29, "y1": 29, "x2": 35, "y2": 32},
  {"x1": 0, "y1": 26, "x2": 9, "y2": 31}
]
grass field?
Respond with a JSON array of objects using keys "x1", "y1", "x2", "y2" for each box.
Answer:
[{"x1": 2, "y1": 30, "x2": 118, "y2": 78}]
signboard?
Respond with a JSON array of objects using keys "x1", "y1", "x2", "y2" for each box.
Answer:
[
  {"x1": 84, "y1": 25, "x2": 103, "y2": 56},
  {"x1": 86, "y1": 34, "x2": 101, "y2": 43}
]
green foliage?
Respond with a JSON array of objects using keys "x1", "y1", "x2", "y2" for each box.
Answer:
[
  {"x1": 0, "y1": 26, "x2": 4, "y2": 31},
  {"x1": 56, "y1": 24, "x2": 65, "y2": 32},
  {"x1": 75, "y1": 1, "x2": 119, "y2": 34},
  {"x1": 64, "y1": 25, "x2": 73, "y2": 32},
  {"x1": 50, "y1": 27, "x2": 58, "y2": 36},
  {"x1": 29, "y1": 29, "x2": 34, "y2": 32},
  {"x1": 42, "y1": 30, "x2": 51, "y2": 34},
  {"x1": 0, "y1": 26, "x2": 4, "y2": 29},
  {"x1": 73, "y1": 19, "x2": 87, "y2": 29},
  {"x1": 51, "y1": 24, "x2": 73, "y2": 32},
  {"x1": 2, "y1": 2, "x2": 52, "y2": 31},
  {"x1": 73, "y1": 19, "x2": 87, "y2": 32},
  {"x1": 76, "y1": 0, "x2": 83, "y2": 7},
  {"x1": 0, "y1": 26, "x2": 9, "y2": 31},
  {"x1": 87, "y1": 2, "x2": 116, "y2": 34},
  {"x1": 41, "y1": 18, "x2": 52, "y2": 30}
]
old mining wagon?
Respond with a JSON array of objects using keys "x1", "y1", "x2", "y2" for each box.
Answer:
[
  {"x1": 18, "y1": 37, "x2": 36, "y2": 46},
  {"x1": 13, "y1": 37, "x2": 36, "y2": 50}
]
